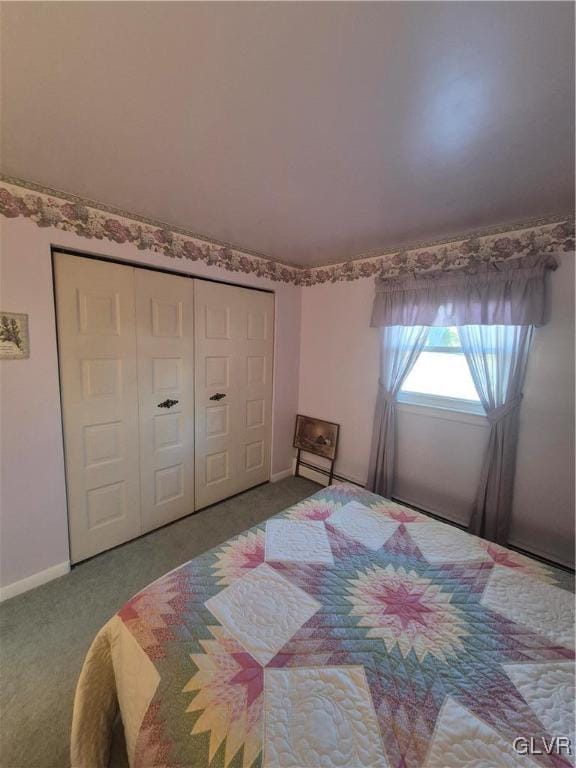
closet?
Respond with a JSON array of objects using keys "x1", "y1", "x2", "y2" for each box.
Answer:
[{"x1": 54, "y1": 252, "x2": 274, "y2": 563}]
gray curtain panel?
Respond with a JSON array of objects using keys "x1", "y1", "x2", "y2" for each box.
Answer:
[
  {"x1": 370, "y1": 253, "x2": 557, "y2": 328},
  {"x1": 366, "y1": 325, "x2": 428, "y2": 497},
  {"x1": 459, "y1": 324, "x2": 534, "y2": 544}
]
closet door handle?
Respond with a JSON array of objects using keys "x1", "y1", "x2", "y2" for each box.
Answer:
[
  {"x1": 158, "y1": 399, "x2": 179, "y2": 409},
  {"x1": 209, "y1": 393, "x2": 226, "y2": 401}
]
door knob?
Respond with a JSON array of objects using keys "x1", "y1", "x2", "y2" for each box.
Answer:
[
  {"x1": 158, "y1": 399, "x2": 179, "y2": 409},
  {"x1": 209, "y1": 393, "x2": 226, "y2": 401}
]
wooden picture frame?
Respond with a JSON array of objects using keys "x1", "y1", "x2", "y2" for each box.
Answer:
[
  {"x1": 293, "y1": 414, "x2": 340, "y2": 484},
  {"x1": 0, "y1": 311, "x2": 29, "y2": 359},
  {"x1": 293, "y1": 414, "x2": 340, "y2": 460}
]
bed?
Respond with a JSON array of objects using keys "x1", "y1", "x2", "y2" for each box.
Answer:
[{"x1": 71, "y1": 484, "x2": 575, "y2": 768}]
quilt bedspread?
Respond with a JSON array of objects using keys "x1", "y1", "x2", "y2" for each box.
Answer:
[{"x1": 71, "y1": 484, "x2": 575, "y2": 768}]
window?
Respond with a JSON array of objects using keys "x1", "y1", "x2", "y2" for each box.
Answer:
[{"x1": 399, "y1": 327, "x2": 484, "y2": 414}]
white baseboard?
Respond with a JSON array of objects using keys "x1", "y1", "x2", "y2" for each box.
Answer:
[
  {"x1": 292, "y1": 452, "x2": 366, "y2": 488},
  {"x1": 0, "y1": 561, "x2": 70, "y2": 603},
  {"x1": 297, "y1": 463, "x2": 330, "y2": 485},
  {"x1": 270, "y1": 467, "x2": 294, "y2": 483}
]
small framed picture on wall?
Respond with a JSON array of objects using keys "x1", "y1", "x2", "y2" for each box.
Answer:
[
  {"x1": 293, "y1": 414, "x2": 340, "y2": 461},
  {"x1": 0, "y1": 312, "x2": 30, "y2": 359}
]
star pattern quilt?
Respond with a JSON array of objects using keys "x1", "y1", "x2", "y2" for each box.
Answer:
[{"x1": 71, "y1": 484, "x2": 575, "y2": 768}]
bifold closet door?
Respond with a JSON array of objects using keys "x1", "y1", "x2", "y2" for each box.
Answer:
[
  {"x1": 54, "y1": 254, "x2": 142, "y2": 563},
  {"x1": 56, "y1": 254, "x2": 271, "y2": 559},
  {"x1": 194, "y1": 280, "x2": 274, "y2": 509},
  {"x1": 135, "y1": 269, "x2": 195, "y2": 533}
]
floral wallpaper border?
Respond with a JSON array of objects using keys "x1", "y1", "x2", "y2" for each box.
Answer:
[
  {"x1": 1, "y1": 177, "x2": 573, "y2": 287},
  {"x1": 0, "y1": 178, "x2": 300, "y2": 284},
  {"x1": 298, "y1": 218, "x2": 574, "y2": 286}
]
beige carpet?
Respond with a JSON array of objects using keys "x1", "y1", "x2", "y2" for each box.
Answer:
[{"x1": 0, "y1": 477, "x2": 320, "y2": 768}]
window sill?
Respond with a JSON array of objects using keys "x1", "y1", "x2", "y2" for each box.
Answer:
[{"x1": 397, "y1": 394, "x2": 488, "y2": 427}]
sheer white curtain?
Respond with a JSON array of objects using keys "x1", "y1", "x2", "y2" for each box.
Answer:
[
  {"x1": 366, "y1": 325, "x2": 428, "y2": 497},
  {"x1": 459, "y1": 325, "x2": 534, "y2": 543}
]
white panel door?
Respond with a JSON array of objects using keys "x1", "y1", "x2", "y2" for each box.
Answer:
[
  {"x1": 54, "y1": 253, "x2": 141, "y2": 563},
  {"x1": 135, "y1": 269, "x2": 195, "y2": 533},
  {"x1": 194, "y1": 280, "x2": 274, "y2": 509}
]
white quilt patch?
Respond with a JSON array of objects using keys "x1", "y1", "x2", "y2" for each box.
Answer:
[
  {"x1": 404, "y1": 521, "x2": 489, "y2": 563},
  {"x1": 423, "y1": 696, "x2": 539, "y2": 768},
  {"x1": 328, "y1": 501, "x2": 398, "y2": 551},
  {"x1": 264, "y1": 666, "x2": 388, "y2": 768},
  {"x1": 481, "y1": 566, "x2": 575, "y2": 649},
  {"x1": 504, "y1": 660, "x2": 575, "y2": 764},
  {"x1": 265, "y1": 519, "x2": 334, "y2": 564},
  {"x1": 205, "y1": 563, "x2": 320, "y2": 665}
]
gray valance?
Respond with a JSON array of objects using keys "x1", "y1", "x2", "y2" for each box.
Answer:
[{"x1": 370, "y1": 254, "x2": 557, "y2": 327}]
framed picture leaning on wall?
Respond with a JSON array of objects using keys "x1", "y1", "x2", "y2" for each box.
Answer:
[{"x1": 293, "y1": 414, "x2": 340, "y2": 461}]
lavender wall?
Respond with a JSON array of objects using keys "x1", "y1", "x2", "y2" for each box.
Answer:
[{"x1": 0, "y1": 216, "x2": 301, "y2": 589}]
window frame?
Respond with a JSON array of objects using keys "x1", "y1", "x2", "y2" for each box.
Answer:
[
  {"x1": 397, "y1": 389, "x2": 486, "y2": 416},
  {"x1": 399, "y1": 327, "x2": 486, "y2": 416}
]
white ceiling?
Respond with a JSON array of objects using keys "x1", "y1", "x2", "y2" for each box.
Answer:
[{"x1": 1, "y1": 2, "x2": 574, "y2": 267}]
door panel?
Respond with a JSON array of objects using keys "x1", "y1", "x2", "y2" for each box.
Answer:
[
  {"x1": 135, "y1": 269, "x2": 195, "y2": 533},
  {"x1": 54, "y1": 254, "x2": 141, "y2": 563},
  {"x1": 195, "y1": 280, "x2": 274, "y2": 509},
  {"x1": 237, "y1": 290, "x2": 274, "y2": 496}
]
